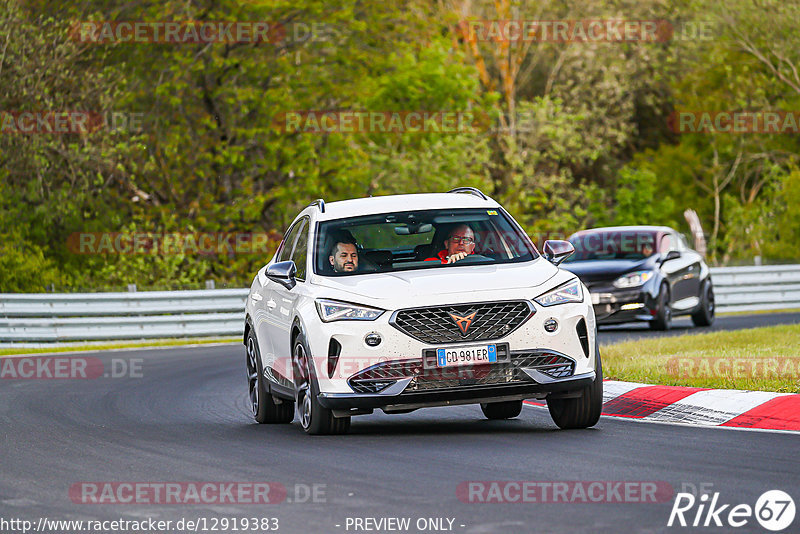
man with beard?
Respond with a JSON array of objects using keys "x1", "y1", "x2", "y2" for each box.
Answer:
[{"x1": 329, "y1": 236, "x2": 360, "y2": 273}]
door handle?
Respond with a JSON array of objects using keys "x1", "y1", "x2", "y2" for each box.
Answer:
[{"x1": 267, "y1": 299, "x2": 277, "y2": 309}]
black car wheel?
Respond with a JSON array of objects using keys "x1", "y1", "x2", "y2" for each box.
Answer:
[
  {"x1": 246, "y1": 330, "x2": 294, "y2": 424},
  {"x1": 294, "y1": 332, "x2": 350, "y2": 435},
  {"x1": 650, "y1": 283, "x2": 672, "y2": 331},
  {"x1": 691, "y1": 280, "x2": 715, "y2": 327},
  {"x1": 547, "y1": 345, "x2": 603, "y2": 429},
  {"x1": 480, "y1": 400, "x2": 523, "y2": 420}
]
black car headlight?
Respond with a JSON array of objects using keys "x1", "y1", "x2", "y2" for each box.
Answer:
[{"x1": 612, "y1": 271, "x2": 654, "y2": 289}]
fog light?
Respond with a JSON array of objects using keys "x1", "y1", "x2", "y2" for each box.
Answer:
[
  {"x1": 543, "y1": 318, "x2": 558, "y2": 333},
  {"x1": 364, "y1": 333, "x2": 382, "y2": 347}
]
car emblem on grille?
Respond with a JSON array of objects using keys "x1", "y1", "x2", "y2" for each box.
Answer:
[{"x1": 448, "y1": 310, "x2": 477, "y2": 335}]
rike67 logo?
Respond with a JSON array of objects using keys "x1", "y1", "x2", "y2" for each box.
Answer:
[{"x1": 668, "y1": 489, "x2": 795, "y2": 531}]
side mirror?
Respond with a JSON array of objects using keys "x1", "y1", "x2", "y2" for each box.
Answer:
[
  {"x1": 543, "y1": 240, "x2": 575, "y2": 266},
  {"x1": 266, "y1": 260, "x2": 297, "y2": 290},
  {"x1": 661, "y1": 250, "x2": 681, "y2": 263}
]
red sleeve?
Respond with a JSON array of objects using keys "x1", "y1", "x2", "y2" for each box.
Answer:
[{"x1": 424, "y1": 250, "x2": 448, "y2": 263}]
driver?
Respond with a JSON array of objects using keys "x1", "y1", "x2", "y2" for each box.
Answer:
[
  {"x1": 329, "y1": 236, "x2": 359, "y2": 273},
  {"x1": 425, "y1": 224, "x2": 476, "y2": 264}
]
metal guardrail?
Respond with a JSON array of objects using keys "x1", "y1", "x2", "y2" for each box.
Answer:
[
  {"x1": 0, "y1": 265, "x2": 798, "y2": 343},
  {"x1": 710, "y1": 265, "x2": 800, "y2": 313},
  {"x1": 0, "y1": 289, "x2": 248, "y2": 342}
]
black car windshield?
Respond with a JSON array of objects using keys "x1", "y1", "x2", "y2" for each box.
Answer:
[
  {"x1": 564, "y1": 230, "x2": 658, "y2": 262},
  {"x1": 314, "y1": 208, "x2": 538, "y2": 276}
]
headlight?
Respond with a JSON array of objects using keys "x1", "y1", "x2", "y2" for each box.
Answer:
[
  {"x1": 315, "y1": 299, "x2": 385, "y2": 322},
  {"x1": 613, "y1": 271, "x2": 654, "y2": 289},
  {"x1": 534, "y1": 278, "x2": 583, "y2": 307}
]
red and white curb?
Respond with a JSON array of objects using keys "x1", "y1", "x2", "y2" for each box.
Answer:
[{"x1": 526, "y1": 380, "x2": 800, "y2": 432}]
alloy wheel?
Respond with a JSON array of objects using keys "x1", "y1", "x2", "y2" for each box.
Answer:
[
  {"x1": 707, "y1": 286, "x2": 715, "y2": 316},
  {"x1": 246, "y1": 337, "x2": 259, "y2": 415},
  {"x1": 294, "y1": 342, "x2": 312, "y2": 430}
]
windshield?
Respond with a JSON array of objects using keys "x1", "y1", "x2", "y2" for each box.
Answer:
[
  {"x1": 564, "y1": 230, "x2": 658, "y2": 262},
  {"x1": 314, "y1": 208, "x2": 538, "y2": 276}
]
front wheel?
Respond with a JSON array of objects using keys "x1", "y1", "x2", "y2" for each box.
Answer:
[
  {"x1": 650, "y1": 283, "x2": 672, "y2": 331},
  {"x1": 547, "y1": 346, "x2": 603, "y2": 429},
  {"x1": 294, "y1": 333, "x2": 350, "y2": 435},
  {"x1": 691, "y1": 281, "x2": 715, "y2": 327},
  {"x1": 246, "y1": 331, "x2": 294, "y2": 424},
  {"x1": 480, "y1": 400, "x2": 523, "y2": 420}
]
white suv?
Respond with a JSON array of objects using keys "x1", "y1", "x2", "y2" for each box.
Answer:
[{"x1": 244, "y1": 188, "x2": 602, "y2": 434}]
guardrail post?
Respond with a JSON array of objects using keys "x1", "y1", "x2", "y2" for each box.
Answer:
[{"x1": 205, "y1": 280, "x2": 215, "y2": 290}]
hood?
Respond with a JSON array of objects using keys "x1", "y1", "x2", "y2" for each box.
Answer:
[
  {"x1": 561, "y1": 258, "x2": 655, "y2": 284},
  {"x1": 312, "y1": 259, "x2": 559, "y2": 301}
]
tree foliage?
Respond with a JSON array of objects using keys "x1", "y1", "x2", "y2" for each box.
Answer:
[{"x1": 1, "y1": 0, "x2": 798, "y2": 291}]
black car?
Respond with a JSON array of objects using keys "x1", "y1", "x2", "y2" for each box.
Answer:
[{"x1": 560, "y1": 226, "x2": 714, "y2": 330}]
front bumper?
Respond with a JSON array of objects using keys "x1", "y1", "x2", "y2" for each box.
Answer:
[
  {"x1": 318, "y1": 370, "x2": 596, "y2": 414},
  {"x1": 306, "y1": 297, "x2": 597, "y2": 396},
  {"x1": 589, "y1": 286, "x2": 657, "y2": 324}
]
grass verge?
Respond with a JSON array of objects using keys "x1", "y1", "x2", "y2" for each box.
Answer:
[
  {"x1": 717, "y1": 307, "x2": 800, "y2": 317},
  {"x1": 0, "y1": 337, "x2": 240, "y2": 356},
  {"x1": 603, "y1": 323, "x2": 800, "y2": 393}
]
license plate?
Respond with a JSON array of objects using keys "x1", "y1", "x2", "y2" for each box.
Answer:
[
  {"x1": 591, "y1": 292, "x2": 600, "y2": 305},
  {"x1": 436, "y1": 344, "x2": 497, "y2": 368}
]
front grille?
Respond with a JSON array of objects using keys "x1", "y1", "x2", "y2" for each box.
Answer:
[
  {"x1": 391, "y1": 301, "x2": 533, "y2": 344},
  {"x1": 347, "y1": 351, "x2": 574, "y2": 393}
]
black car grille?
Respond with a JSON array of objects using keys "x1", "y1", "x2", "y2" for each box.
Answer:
[
  {"x1": 347, "y1": 351, "x2": 574, "y2": 393},
  {"x1": 390, "y1": 301, "x2": 533, "y2": 344}
]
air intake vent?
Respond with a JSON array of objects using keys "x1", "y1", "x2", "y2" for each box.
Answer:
[
  {"x1": 348, "y1": 359, "x2": 422, "y2": 393},
  {"x1": 576, "y1": 318, "x2": 589, "y2": 358},
  {"x1": 328, "y1": 339, "x2": 342, "y2": 378}
]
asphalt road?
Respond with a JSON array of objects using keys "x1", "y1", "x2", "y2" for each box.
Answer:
[
  {"x1": 597, "y1": 311, "x2": 800, "y2": 345},
  {"x1": 1, "y1": 339, "x2": 798, "y2": 534}
]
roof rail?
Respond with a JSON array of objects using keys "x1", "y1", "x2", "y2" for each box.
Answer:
[
  {"x1": 306, "y1": 199, "x2": 325, "y2": 213},
  {"x1": 446, "y1": 187, "x2": 488, "y2": 200}
]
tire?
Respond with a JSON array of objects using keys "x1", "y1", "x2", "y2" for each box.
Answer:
[
  {"x1": 547, "y1": 345, "x2": 603, "y2": 429},
  {"x1": 649, "y1": 283, "x2": 672, "y2": 331},
  {"x1": 691, "y1": 280, "x2": 715, "y2": 327},
  {"x1": 480, "y1": 400, "x2": 523, "y2": 420},
  {"x1": 246, "y1": 330, "x2": 294, "y2": 424},
  {"x1": 294, "y1": 332, "x2": 350, "y2": 435}
]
